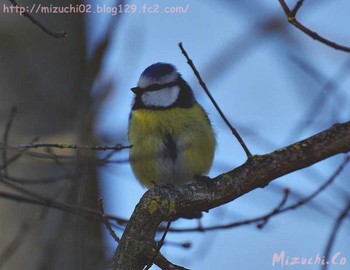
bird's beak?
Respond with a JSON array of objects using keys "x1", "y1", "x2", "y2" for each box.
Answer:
[{"x1": 131, "y1": 87, "x2": 142, "y2": 94}]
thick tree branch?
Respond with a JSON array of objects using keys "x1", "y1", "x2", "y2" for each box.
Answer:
[{"x1": 112, "y1": 121, "x2": 350, "y2": 269}]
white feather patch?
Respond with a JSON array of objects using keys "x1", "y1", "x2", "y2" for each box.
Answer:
[{"x1": 141, "y1": 86, "x2": 180, "y2": 107}]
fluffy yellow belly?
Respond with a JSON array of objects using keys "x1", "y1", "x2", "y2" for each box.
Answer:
[{"x1": 128, "y1": 104, "x2": 216, "y2": 187}]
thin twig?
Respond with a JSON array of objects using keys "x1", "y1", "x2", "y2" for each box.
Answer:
[
  {"x1": 23, "y1": 151, "x2": 131, "y2": 166},
  {"x1": 152, "y1": 253, "x2": 189, "y2": 270},
  {"x1": 256, "y1": 188, "x2": 289, "y2": 229},
  {"x1": 322, "y1": 199, "x2": 350, "y2": 270},
  {"x1": 0, "y1": 143, "x2": 132, "y2": 151},
  {"x1": 144, "y1": 221, "x2": 172, "y2": 270},
  {"x1": 7, "y1": 0, "x2": 67, "y2": 38},
  {"x1": 278, "y1": 0, "x2": 350, "y2": 53},
  {"x1": 2, "y1": 107, "x2": 17, "y2": 176},
  {"x1": 287, "y1": 58, "x2": 350, "y2": 142},
  {"x1": 178, "y1": 42, "x2": 252, "y2": 158},
  {"x1": 165, "y1": 189, "x2": 290, "y2": 232},
  {"x1": 98, "y1": 198, "x2": 120, "y2": 243},
  {"x1": 0, "y1": 137, "x2": 40, "y2": 171},
  {"x1": 0, "y1": 223, "x2": 30, "y2": 269},
  {"x1": 1, "y1": 173, "x2": 75, "y2": 185},
  {"x1": 289, "y1": 0, "x2": 304, "y2": 17},
  {"x1": 0, "y1": 179, "x2": 128, "y2": 226}
]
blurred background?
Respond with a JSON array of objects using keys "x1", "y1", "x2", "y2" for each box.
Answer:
[{"x1": 0, "y1": 0, "x2": 349, "y2": 269}]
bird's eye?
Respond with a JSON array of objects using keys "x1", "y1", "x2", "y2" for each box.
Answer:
[
  {"x1": 146, "y1": 84, "x2": 163, "y2": 91},
  {"x1": 146, "y1": 81, "x2": 179, "y2": 91},
  {"x1": 131, "y1": 81, "x2": 179, "y2": 94}
]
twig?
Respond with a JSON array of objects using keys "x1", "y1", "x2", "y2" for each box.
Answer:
[
  {"x1": 7, "y1": 0, "x2": 67, "y2": 38},
  {"x1": 322, "y1": 199, "x2": 350, "y2": 270},
  {"x1": 0, "y1": 143, "x2": 132, "y2": 151},
  {"x1": 0, "y1": 223, "x2": 30, "y2": 269},
  {"x1": 98, "y1": 198, "x2": 120, "y2": 243},
  {"x1": 23, "y1": 151, "x2": 131, "y2": 166},
  {"x1": 278, "y1": 0, "x2": 350, "y2": 53},
  {"x1": 144, "y1": 221, "x2": 172, "y2": 270},
  {"x1": 0, "y1": 179, "x2": 128, "y2": 226},
  {"x1": 1, "y1": 173, "x2": 75, "y2": 185},
  {"x1": 178, "y1": 42, "x2": 252, "y2": 158},
  {"x1": 0, "y1": 180, "x2": 75, "y2": 268},
  {"x1": 0, "y1": 188, "x2": 183, "y2": 269},
  {"x1": 287, "y1": 57, "x2": 350, "y2": 141},
  {"x1": 256, "y1": 188, "x2": 289, "y2": 229},
  {"x1": 2, "y1": 107, "x2": 17, "y2": 176},
  {"x1": 165, "y1": 189, "x2": 290, "y2": 232},
  {"x1": 161, "y1": 240, "x2": 191, "y2": 249},
  {"x1": 152, "y1": 253, "x2": 189, "y2": 270},
  {"x1": 278, "y1": 154, "x2": 350, "y2": 209},
  {"x1": 0, "y1": 137, "x2": 39, "y2": 171}
]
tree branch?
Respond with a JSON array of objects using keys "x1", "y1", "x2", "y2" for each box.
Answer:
[
  {"x1": 278, "y1": 0, "x2": 350, "y2": 53},
  {"x1": 112, "y1": 121, "x2": 350, "y2": 269},
  {"x1": 322, "y1": 199, "x2": 350, "y2": 270},
  {"x1": 179, "y1": 42, "x2": 252, "y2": 158},
  {"x1": 0, "y1": 143, "x2": 131, "y2": 151},
  {"x1": 166, "y1": 154, "x2": 349, "y2": 232},
  {"x1": 7, "y1": 0, "x2": 67, "y2": 38}
]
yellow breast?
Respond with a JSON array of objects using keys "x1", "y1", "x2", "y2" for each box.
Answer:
[{"x1": 128, "y1": 104, "x2": 216, "y2": 187}]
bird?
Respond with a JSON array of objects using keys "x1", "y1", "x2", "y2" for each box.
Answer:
[{"x1": 128, "y1": 62, "x2": 216, "y2": 188}]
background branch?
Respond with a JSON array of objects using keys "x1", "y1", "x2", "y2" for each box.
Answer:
[
  {"x1": 0, "y1": 143, "x2": 131, "y2": 151},
  {"x1": 7, "y1": 0, "x2": 67, "y2": 38},
  {"x1": 278, "y1": 0, "x2": 350, "y2": 53},
  {"x1": 322, "y1": 199, "x2": 350, "y2": 270}
]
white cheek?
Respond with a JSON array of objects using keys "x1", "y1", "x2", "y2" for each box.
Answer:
[{"x1": 141, "y1": 86, "x2": 180, "y2": 107}]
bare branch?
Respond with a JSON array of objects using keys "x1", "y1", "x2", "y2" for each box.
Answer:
[
  {"x1": 1, "y1": 173, "x2": 75, "y2": 185},
  {"x1": 278, "y1": 0, "x2": 350, "y2": 53},
  {"x1": 167, "y1": 154, "x2": 349, "y2": 232},
  {"x1": 287, "y1": 57, "x2": 350, "y2": 141},
  {"x1": 7, "y1": 0, "x2": 67, "y2": 38},
  {"x1": 151, "y1": 254, "x2": 189, "y2": 270},
  {"x1": 98, "y1": 198, "x2": 120, "y2": 243},
  {"x1": 178, "y1": 42, "x2": 252, "y2": 158},
  {"x1": 113, "y1": 121, "x2": 350, "y2": 269},
  {"x1": 256, "y1": 188, "x2": 289, "y2": 229},
  {"x1": 0, "y1": 223, "x2": 30, "y2": 269},
  {"x1": 0, "y1": 181, "x2": 128, "y2": 226},
  {"x1": 0, "y1": 143, "x2": 132, "y2": 151},
  {"x1": 322, "y1": 199, "x2": 350, "y2": 270},
  {"x1": 0, "y1": 137, "x2": 39, "y2": 171},
  {"x1": 2, "y1": 106, "x2": 17, "y2": 176},
  {"x1": 144, "y1": 221, "x2": 172, "y2": 270}
]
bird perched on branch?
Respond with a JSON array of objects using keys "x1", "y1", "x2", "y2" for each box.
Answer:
[{"x1": 128, "y1": 62, "x2": 216, "y2": 187}]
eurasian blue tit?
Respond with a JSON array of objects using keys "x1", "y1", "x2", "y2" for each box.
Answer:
[{"x1": 128, "y1": 62, "x2": 216, "y2": 187}]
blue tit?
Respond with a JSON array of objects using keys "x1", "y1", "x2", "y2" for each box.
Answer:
[{"x1": 128, "y1": 62, "x2": 216, "y2": 188}]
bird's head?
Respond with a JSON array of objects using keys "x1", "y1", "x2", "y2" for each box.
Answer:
[{"x1": 131, "y1": 63, "x2": 195, "y2": 109}]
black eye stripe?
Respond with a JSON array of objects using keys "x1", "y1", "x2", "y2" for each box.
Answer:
[{"x1": 133, "y1": 81, "x2": 179, "y2": 93}]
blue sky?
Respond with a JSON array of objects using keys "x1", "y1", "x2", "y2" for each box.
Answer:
[{"x1": 86, "y1": 1, "x2": 350, "y2": 269}]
